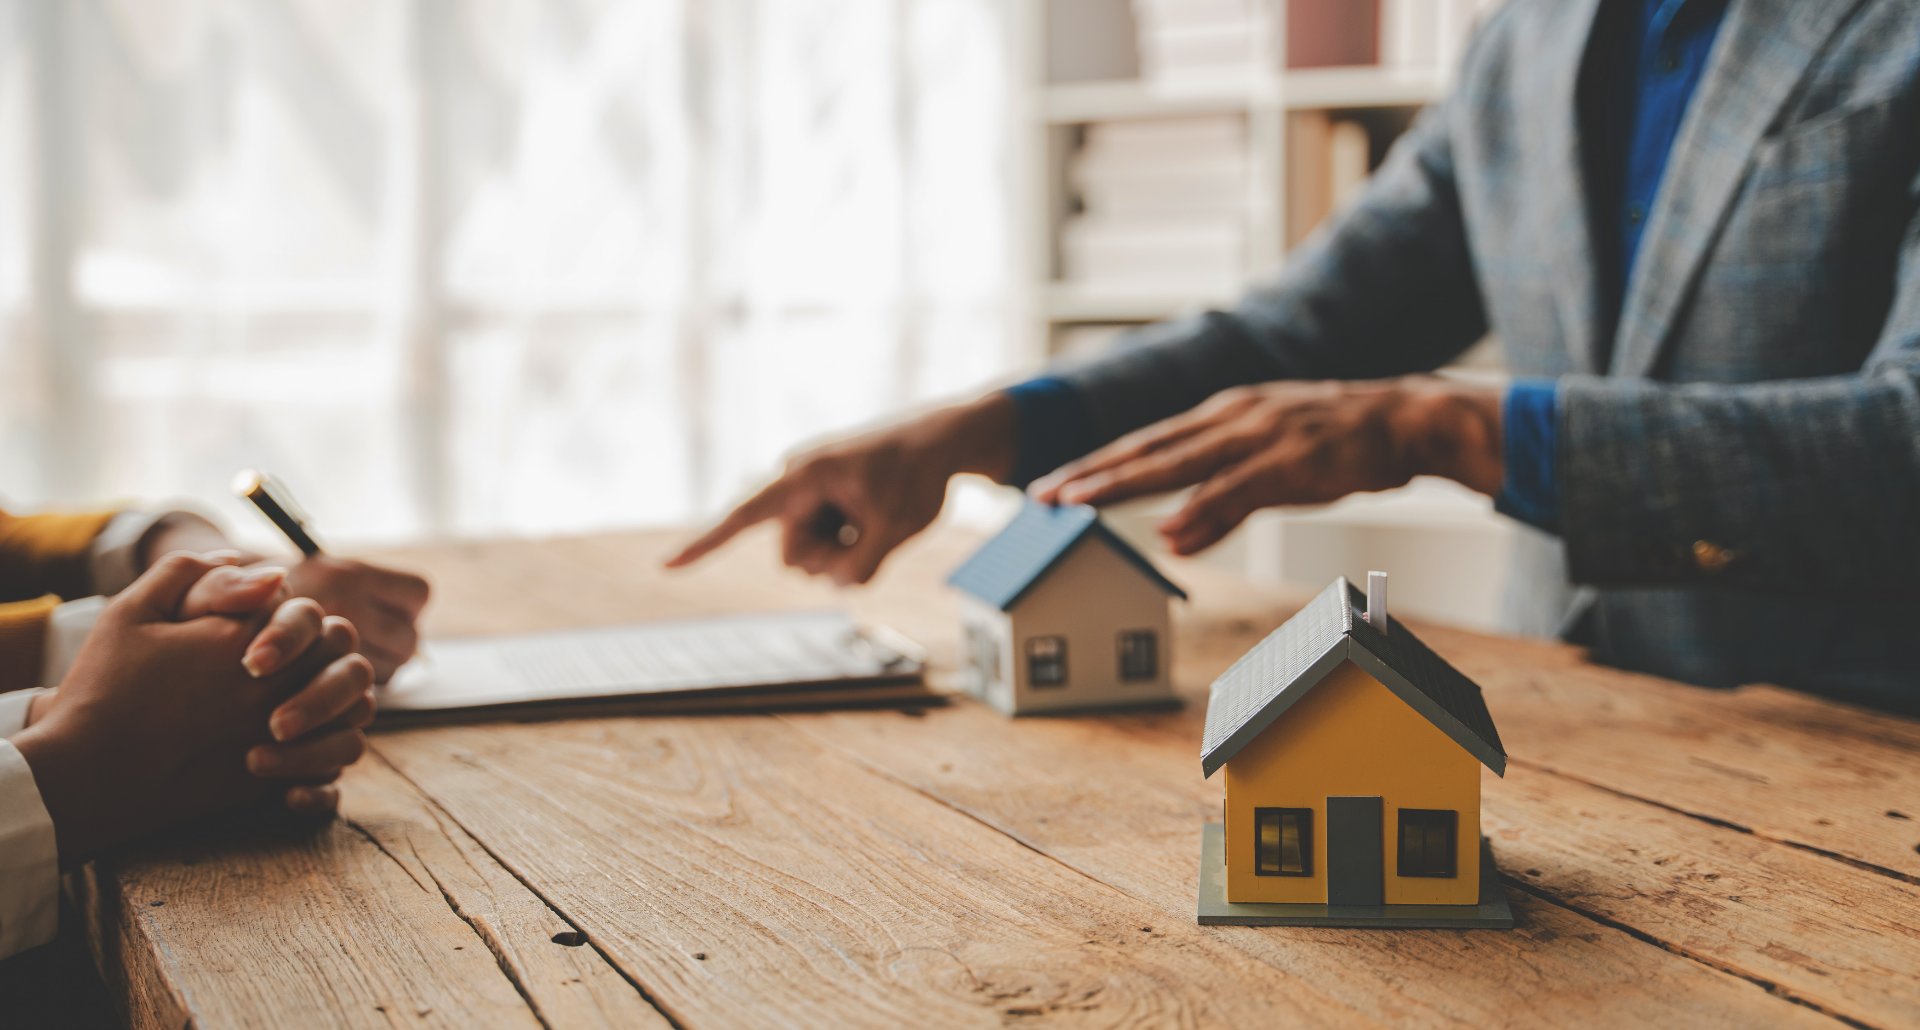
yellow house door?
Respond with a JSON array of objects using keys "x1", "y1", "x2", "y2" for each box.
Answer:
[{"x1": 1327, "y1": 796, "x2": 1383, "y2": 906}]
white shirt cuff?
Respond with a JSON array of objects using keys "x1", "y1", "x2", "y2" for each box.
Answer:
[
  {"x1": 88, "y1": 509, "x2": 220, "y2": 597},
  {"x1": 0, "y1": 689, "x2": 40, "y2": 737},
  {"x1": 41, "y1": 597, "x2": 107, "y2": 691},
  {"x1": 0, "y1": 739, "x2": 59, "y2": 958}
]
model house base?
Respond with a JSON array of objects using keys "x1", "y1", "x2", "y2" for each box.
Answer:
[
  {"x1": 961, "y1": 679, "x2": 1184, "y2": 718},
  {"x1": 1196, "y1": 824, "x2": 1515, "y2": 928}
]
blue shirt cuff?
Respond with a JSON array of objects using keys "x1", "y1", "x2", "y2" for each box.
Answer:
[
  {"x1": 1004, "y1": 376, "x2": 1100, "y2": 488},
  {"x1": 1494, "y1": 379, "x2": 1561, "y2": 532}
]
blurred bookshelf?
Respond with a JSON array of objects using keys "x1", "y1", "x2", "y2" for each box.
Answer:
[
  {"x1": 1019, "y1": 0, "x2": 1498, "y2": 356},
  {"x1": 1014, "y1": 0, "x2": 1516, "y2": 632}
]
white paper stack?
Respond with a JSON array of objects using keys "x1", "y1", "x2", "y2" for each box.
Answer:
[
  {"x1": 380, "y1": 611, "x2": 933, "y2": 724},
  {"x1": 1060, "y1": 116, "x2": 1248, "y2": 295},
  {"x1": 1130, "y1": 0, "x2": 1267, "y2": 82}
]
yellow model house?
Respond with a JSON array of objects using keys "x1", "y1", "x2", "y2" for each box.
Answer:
[{"x1": 1196, "y1": 573, "x2": 1514, "y2": 929}]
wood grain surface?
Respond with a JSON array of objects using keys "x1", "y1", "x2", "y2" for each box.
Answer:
[
  {"x1": 7, "y1": 525, "x2": 1915, "y2": 1028},
  {"x1": 69, "y1": 790, "x2": 544, "y2": 1027}
]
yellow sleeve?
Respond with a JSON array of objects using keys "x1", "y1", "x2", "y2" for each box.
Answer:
[
  {"x1": 0, "y1": 508, "x2": 118, "y2": 605},
  {"x1": 0, "y1": 595, "x2": 59, "y2": 695}
]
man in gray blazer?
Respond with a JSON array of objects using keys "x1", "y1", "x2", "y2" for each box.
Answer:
[{"x1": 672, "y1": 0, "x2": 1920, "y2": 711}]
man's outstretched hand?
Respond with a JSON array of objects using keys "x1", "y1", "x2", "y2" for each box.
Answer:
[
  {"x1": 665, "y1": 394, "x2": 1019, "y2": 585},
  {"x1": 1030, "y1": 378, "x2": 1504, "y2": 555}
]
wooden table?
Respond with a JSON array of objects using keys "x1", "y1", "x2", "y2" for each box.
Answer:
[{"x1": 21, "y1": 528, "x2": 1920, "y2": 1027}]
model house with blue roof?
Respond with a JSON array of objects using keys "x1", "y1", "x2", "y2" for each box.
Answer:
[{"x1": 948, "y1": 499, "x2": 1186, "y2": 715}]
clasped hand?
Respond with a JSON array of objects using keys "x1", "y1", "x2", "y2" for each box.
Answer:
[{"x1": 14, "y1": 553, "x2": 377, "y2": 864}]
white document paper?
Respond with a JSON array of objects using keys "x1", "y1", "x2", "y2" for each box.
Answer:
[{"x1": 381, "y1": 610, "x2": 923, "y2": 713}]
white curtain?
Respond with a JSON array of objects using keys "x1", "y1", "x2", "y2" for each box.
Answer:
[{"x1": 0, "y1": 0, "x2": 1022, "y2": 543}]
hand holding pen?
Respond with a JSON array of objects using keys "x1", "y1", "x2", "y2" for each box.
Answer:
[{"x1": 233, "y1": 470, "x2": 433, "y2": 683}]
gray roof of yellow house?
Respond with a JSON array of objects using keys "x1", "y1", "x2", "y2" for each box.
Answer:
[
  {"x1": 1200, "y1": 577, "x2": 1506, "y2": 778},
  {"x1": 947, "y1": 499, "x2": 1186, "y2": 611}
]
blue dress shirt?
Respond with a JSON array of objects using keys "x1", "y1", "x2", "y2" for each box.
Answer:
[
  {"x1": 1006, "y1": 375, "x2": 1098, "y2": 487},
  {"x1": 1014, "y1": 0, "x2": 1730, "y2": 533},
  {"x1": 1496, "y1": 0, "x2": 1727, "y2": 529}
]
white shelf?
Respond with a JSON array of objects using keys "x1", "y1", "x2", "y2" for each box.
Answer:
[
  {"x1": 1039, "y1": 67, "x2": 1443, "y2": 124},
  {"x1": 1044, "y1": 283, "x2": 1229, "y2": 323},
  {"x1": 1282, "y1": 66, "x2": 1448, "y2": 110},
  {"x1": 1041, "y1": 77, "x2": 1267, "y2": 123}
]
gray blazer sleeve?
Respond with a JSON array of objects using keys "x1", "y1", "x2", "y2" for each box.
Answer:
[
  {"x1": 1558, "y1": 184, "x2": 1920, "y2": 595},
  {"x1": 1056, "y1": 93, "x2": 1491, "y2": 446}
]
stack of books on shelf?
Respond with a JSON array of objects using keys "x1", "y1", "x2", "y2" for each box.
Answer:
[
  {"x1": 1284, "y1": 0, "x2": 1379, "y2": 70},
  {"x1": 1126, "y1": 0, "x2": 1501, "y2": 84},
  {"x1": 1286, "y1": 113, "x2": 1373, "y2": 248},
  {"x1": 1059, "y1": 115, "x2": 1248, "y2": 297},
  {"x1": 1288, "y1": 0, "x2": 1502, "y2": 73},
  {"x1": 1379, "y1": 0, "x2": 1503, "y2": 71},
  {"x1": 1130, "y1": 0, "x2": 1267, "y2": 83}
]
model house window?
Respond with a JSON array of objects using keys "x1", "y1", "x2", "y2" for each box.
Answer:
[
  {"x1": 1117, "y1": 630, "x2": 1158, "y2": 682},
  {"x1": 1254, "y1": 808, "x2": 1312, "y2": 876},
  {"x1": 1398, "y1": 809, "x2": 1458, "y2": 878},
  {"x1": 1026, "y1": 636, "x2": 1067, "y2": 687},
  {"x1": 966, "y1": 622, "x2": 1000, "y2": 684}
]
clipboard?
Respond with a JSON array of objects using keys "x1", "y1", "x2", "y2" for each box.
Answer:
[{"x1": 376, "y1": 610, "x2": 937, "y2": 728}]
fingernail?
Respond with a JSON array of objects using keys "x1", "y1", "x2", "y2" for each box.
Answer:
[
  {"x1": 204, "y1": 549, "x2": 245, "y2": 564},
  {"x1": 246, "y1": 747, "x2": 271, "y2": 775},
  {"x1": 285, "y1": 786, "x2": 316, "y2": 809},
  {"x1": 270, "y1": 711, "x2": 300, "y2": 742},
  {"x1": 241, "y1": 566, "x2": 286, "y2": 585},
  {"x1": 243, "y1": 644, "x2": 280, "y2": 678}
]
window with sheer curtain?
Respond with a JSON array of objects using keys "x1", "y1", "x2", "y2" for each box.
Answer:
[{"x1": 0, "y1": 0, "x2": 1022, "y2": 544}]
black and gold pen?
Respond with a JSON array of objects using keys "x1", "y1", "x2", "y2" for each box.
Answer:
[{"x1": 231, "y1": 469, "x2": 325, "y2": 557}]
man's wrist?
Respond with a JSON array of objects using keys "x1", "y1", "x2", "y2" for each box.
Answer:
[
  {"x1": 928, "y1": 393, "x2": 1018, "y2": 483},
  {"x1": 1396, "y1": 381, "x2": 1504, "y2": 495}
]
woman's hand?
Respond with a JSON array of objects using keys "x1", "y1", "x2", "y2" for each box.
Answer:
[
  {"x1": 13, "y1": 555, "x2": 375, "y2": 862},
  {"x1": 1030, "y1": 378, "x2": 1504, "y2": 555},
  {"x1": 131, "y1": 513, "x2": 430, "y2": 684},
  {"x1": 176, "y1": 562, "x2": 379, "y2": 814},
  {"x1": 277, "y1": 557, "x2": 429, "y2": 684}
]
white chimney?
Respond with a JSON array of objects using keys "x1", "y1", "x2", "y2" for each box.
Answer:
[{"x1": 1366, "y1": 571, "x2": 1388, "y2": 634}]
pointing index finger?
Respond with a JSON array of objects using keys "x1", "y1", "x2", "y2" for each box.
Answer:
[{"x1": 664, "y1": 480, "x2": 789, "y2": 568}]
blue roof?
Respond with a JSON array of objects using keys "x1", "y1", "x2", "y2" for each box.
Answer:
[{"x1": 947, "y1": 500, "x2": 1187, "y2": 611}]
